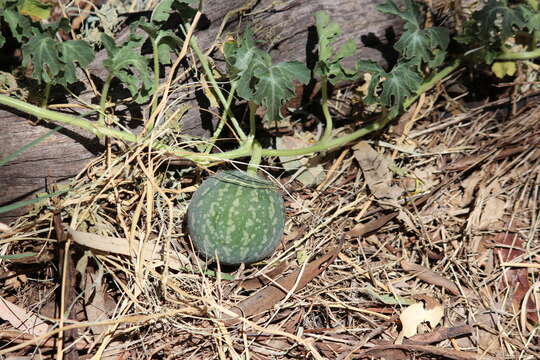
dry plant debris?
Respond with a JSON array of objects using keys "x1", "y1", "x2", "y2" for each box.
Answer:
[
  {"x1": 0, "y1": 88, "x2": 538, "y2": 359},
  {"x1": 0, "y1": 1, "x2": 540, "y2": 357}
]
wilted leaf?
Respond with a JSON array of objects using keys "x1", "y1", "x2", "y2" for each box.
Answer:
[
  {"x1": 491, "y1": 61, "x2": 517, "y2": 78},
  {"x1": 18, "y1": 0, "x2": 52, "y2": 20},
  {"x1": 21, "y1": 33, "x2": 60, "y2": 84},
  {"x1": 0, "y1": 295, "x2": 48, "y2": 336},
  {"x1": 354, "y1": 142, "x2": 403, "y2": 202},
  {"x1": 359, "y1": 60, "x2": 422, "y2": 113},
  {"x1": 276, "y1": 135, "x2": 325, "y2": 186},
  {"x1": 473, "y1": 0, "x2": 525, "y2": 41},
  {"x1": 399, "y1": 301, "x2": 444, "y2": 338}
]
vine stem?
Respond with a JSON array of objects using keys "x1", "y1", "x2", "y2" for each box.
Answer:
[
  {"x1": 0, "y1": 59, "x2": 460, "y2": 163},
  {"x1": 496, "y1": 48, "x2": 540, "y2": 61},
  {"x1": 0, "y1": 94, "x2": 216, "y2": 160},
  {"x1": 205, "y1": 81, "x2": 238, "y2": 153},
  {"x1": 403, "y1": 59, "x2": 461, "y2": 110},
  {"x1": 146, "y1": 38, "x2": 161, "y2": 132},
  {"x1": 41, "y1": 82, "x2": 51, "y2": 111},
  {"x1": 190, "y1": 36, "x2": 247, "y2": 141},
  {"x1": 248, "y1": 101, "x2": 257, "y2": 137},
  {"x1": 247, "y1": 140, "x2": 261, "y2": 176},
  {"x1": 98, "y1": 73, "x2": 113, "y2": 126},
  {"x1": 320, "y1": 76, "x2": 333, "y2": 142}
]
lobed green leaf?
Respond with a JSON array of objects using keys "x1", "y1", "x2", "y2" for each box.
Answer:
[
  {"x1": 254, "y1": 61, "x2": 310, "y2": 122},
  {"x1": 359, "y1": 60, "x2": 422, "y2": 112},
  {"x1": 473, "y1": 0, "x2": 525, "y2": 41},
  {"x1": 314, "y1": 11, "x2": 359, "y2": 84},
  {"x1": 377, "y1": 0, "x2": 421, "y2": 29},
  {"x1": 21, "y1": 33, "x2": 60, "y2": 84},
  {"x1": 102, "y1": 33, "x2": 152, "y2": 103},
  {"x1": 225, "y1": 29, "x2": 309, "y2": 121},
  {"x1": 57, "y1": 40, "x2": 95, "y2": 86}
]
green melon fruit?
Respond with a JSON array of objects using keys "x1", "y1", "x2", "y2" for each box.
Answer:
[{"x1": 187, "y1": 170, "x2": 285, "y2": 265}]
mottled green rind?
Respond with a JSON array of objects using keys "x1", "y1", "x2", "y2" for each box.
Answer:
[{"x1": 187, "y1": 170, "x2": 285, "y2": 265}]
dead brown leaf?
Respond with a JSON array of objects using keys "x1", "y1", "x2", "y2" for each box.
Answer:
[
  {"x1": 401, "y1": 260, "x2": 476, "y2": 298},
  {"x1": 225, "y1": 243, "x2": 342, "y2": 324},
  {"x1": 353, "y1": 343, "x2": 489, "y2": 360},
  {"x1": 239, "y1": 261, "x2": 289, "y2": 290},
  {"x1": 495, "y1": 233, "x2": 538, "y2": 323},
  {"x1": 477, "y1": 181, "x2": 506, "y2": 231},
  {"x1": 84, "y1": 271, "x2": 116, "y2": 336},
  {"x1": 354, "y1": 142, "x2": 403, "y2": 203},
  {"x1": 404, "y1": 324, "x2": 474, "y2": 345},
  {"x1": 460, "y1": 170, "x2": 483, "y2": 207},
  {"x1": 0, "y1": 296, "x2": 48, "y2": 336}
]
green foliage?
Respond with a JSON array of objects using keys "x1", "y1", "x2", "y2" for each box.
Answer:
[
  {"x1": 0, "y1": 0, "x2": 197, "y2": 101},
  {"x1": 138, "y1": 22, "x2": 183, "y2": 65},
  {"x1": 377, "y1": 0, "x2": 449, "y2": 68},
  {"x1": 1, "y1": 1, "x2": 95, "y2": 86},
  {"x1": 1, "y1": 0, "x2": 33, "y2": 45},
  {"x1": 456, "y1": 0, "x2": 539, "y2": 65},
  {"x1": 224, "y1": 29, "x2": 310, "y2": 122},
  {"x1": 187, "y1": 170, "x2": 285, "y2": 265},
  {"x1": 22, "y1": 33, "x2": 94, "y2": 86},
  {"x1": 314, "y1": 11, "x2": 359, "y2": 84},
  {"x1": 357, "y1": 0, "x2": 448, "y2": 114},
  {"x1": 101, "y1": 34, "x2": 152, "y2": 103},
  {"x1": 519, "y1": 4, "x2": 540, "y2": 32},
  {"x1": 151, "y1": 0, "x2": 195, "y2": 22},
  {"x1": 139, "y1": 0, "x2": 195, "y2": 64}
]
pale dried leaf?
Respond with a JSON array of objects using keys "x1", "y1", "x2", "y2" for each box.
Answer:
[
  {"x1": 85, "y1": 272, "x2": 114, "y2": 335},
  {"x1": 67, "y1": 228, "x2": 189, "y2": 270},
  {"x1": 399, "y1": 301, "x2": 444, "y2": 338},
  {"x1": 477, "y1": 182, "x2": 506, "y2": 230},
  {"x1": 0, "y1": 223, "x2": 11, "y2": 233},
  {"x1": 276, "y1": 135, "x2": 325, "y2": 186},
  {"x1": 354, "y1": 142, "x2": 403, "y2": 202},
  {"x1": 5, "y1": 273, "x2": 27, "y2": 290},
  {"x1": 412, "y1": 165, "x2": 439, "y2": 191},
  {"x1": 460, "y1": 170, "x2": 483, "y2": 206},
  {"x1": 0, "y1": 295, "x2": 48, "y2": 336}
]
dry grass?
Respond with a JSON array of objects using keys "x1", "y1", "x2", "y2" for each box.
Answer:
[
  {"x1": 0, "y1": 84, "x2": 538, "y2": 359},
  {"x1": 1, "y1": 2, "x2": 539, "y2": 358}
]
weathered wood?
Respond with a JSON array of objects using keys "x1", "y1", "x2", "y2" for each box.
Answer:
[{"x1": 0, "y1": 0, "x2": 402, "y2": 221}]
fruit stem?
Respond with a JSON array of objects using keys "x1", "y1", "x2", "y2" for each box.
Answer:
[
  {"x1": 249, "y1": 101, "x2": 257, "y2": 137},
  {"x1": 247, "y1": 140, "x2": 262, "y2": 176}
]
